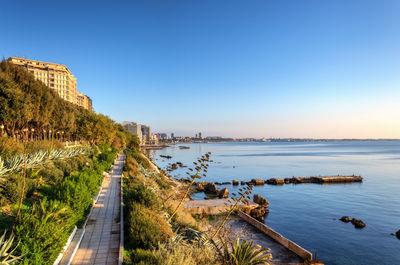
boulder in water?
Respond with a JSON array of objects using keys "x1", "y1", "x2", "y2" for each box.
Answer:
[
  {"x1": 284, "y1": 178, "x2": 292, "y2": 184},
  {"x1": 218, "y1": 188, "x2": 229, "y2": 198},
  {"x1": 232, "y1": 180, "x2": 239, "y2": 185},
  {"x1": 250, "y1": 207, "x2": 268, "y2": 222},
  {"x1": 396, "y1": 230, "x2": 400, "y2": 239},
  {"x1": 340, "y1": 216, "x2": 350, "y2": 223},
  {"x1": 253, "y1": 194, "x2": 269, "y2": 206},
  {"x1": 204, "y1": 182, "x2": 219, "y2": 195},
  {"x1": 266, "y1": 178, "x2": 284, "y2": 185},
  {"x1": 351, "y1": 218, "x2": 366, "y2": 228},
  {"x1": 251, "y1": 179, "x2": 265, "y2": 185}
]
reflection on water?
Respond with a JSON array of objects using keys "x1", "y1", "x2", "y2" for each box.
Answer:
[{"x1": 151, "y1": 141, "x2": 400, "y2": 265}]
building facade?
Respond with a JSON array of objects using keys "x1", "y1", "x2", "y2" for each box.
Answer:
[
  {"x1": 141, "y1": 125, "x2": 151, "y2": 144},
  {"x1": 8, "y1": 57, "x2": 93, "y2": 111},
  {"x1": 77, "y1": 92, "x2": 93, "y2": 111},
  {"x1": 122, "y1": 121, "x2": 143, "y2": 143}
]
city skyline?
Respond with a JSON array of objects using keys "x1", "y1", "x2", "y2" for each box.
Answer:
[{"x1": 1, "y1": 0, "x2": 400, "y2": 138}]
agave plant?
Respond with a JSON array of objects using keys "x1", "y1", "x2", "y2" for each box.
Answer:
[
  {"x1": 223, "y1": 237, "x2": 271, "y2": 265},
  {"x1": 0, "y1": 231, "x2": 24, "y2": 264},
  {"x1": 0, "y1": 147, "x2": 90, "y2": 178}
]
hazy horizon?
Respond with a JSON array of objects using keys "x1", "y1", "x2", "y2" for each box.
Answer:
[{"x1": 2, "y1": 0, "x2": 400, "y2": 138}]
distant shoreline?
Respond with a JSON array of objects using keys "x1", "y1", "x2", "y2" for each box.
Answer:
[{"x1": 154, "y1": 138, "x2": 400, "y2": 146}]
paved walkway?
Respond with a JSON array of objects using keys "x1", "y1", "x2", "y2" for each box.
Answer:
[{"x1": 69, "y1": 153, "x2": 124, "y2": 265}]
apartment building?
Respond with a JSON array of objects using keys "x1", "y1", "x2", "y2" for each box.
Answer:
[
  {"x1": 8, "y1": 57, "x2": 93, "y2": 111},
  {"x1": 122, "y1": 121, "x2": 143, "y2": 143},
  {"x1": 77, "y1": 92, "x2": 93, "y2": 111}
]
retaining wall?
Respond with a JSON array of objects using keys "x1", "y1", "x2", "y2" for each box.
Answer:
[{"x1": 238, "y1": 210, "x2": 313, "y2": 262}]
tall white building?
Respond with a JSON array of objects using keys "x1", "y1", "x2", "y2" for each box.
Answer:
[{"x1": 122, "y1": 121, "x2": 142, "y2": 143}]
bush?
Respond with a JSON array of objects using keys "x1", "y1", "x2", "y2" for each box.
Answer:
[
  {"x1": 154, "y1": 175, "x2": 171, "y2": 190},
  {"x1": 38, "y1": 163, "x2": 64, "y2": 185},
  {"x1": 125, "y1": 148, "x2": 151, "y2": 169},
  {"x1": 127, "y1": 203, "x2": 173, "y2": 250},
  {"x1": 15, "y1": 199, "x2": 73, "y2": 265},
  {"x1": 52, "y1": 168, "x2": 101, "y2": 223},
  {"x1": 124, "y1": 184, "x2": 160, "y2": 210},
  {"x1": 155, "y1": 240, "x2": 221, "y2": 265},
  {"x1": 0, "y1": 174, "x2": 35, "y2": 206},
  {"x1": 128, "y1": 248, "x2": 160, "y2": 265}
]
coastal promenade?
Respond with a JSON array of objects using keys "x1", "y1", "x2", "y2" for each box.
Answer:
[{"x1": 63, "y1": 153, "x2": 124, "y2": 265}]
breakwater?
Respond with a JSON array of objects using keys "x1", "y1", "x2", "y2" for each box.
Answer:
[{"x1": 206, "y1": 175, "x2": 362, "y2": 187}]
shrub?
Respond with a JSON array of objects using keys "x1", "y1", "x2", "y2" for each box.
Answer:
[
  {"x1": 52, "y1": 168, "x2": 101, "y2": 223},
  {"x1": 129, "y1": 248, "x2": 160, "y2": 265},
  {"x1": 15, "y1": 199, "x2": 73, "y2": 265},
  {"x1": 53, "y1": 159, "x2": 75, "y2": 177},
  {"x1": 125, "y1": 148, "x2": 151, "y2": 169},
  {"x1": 124, "y1": 184, "x2": 160, "y2": 210},
  {"x1": 38, "y1": 164, "x2": 64, "y2": 185},
  {"x1": 0, "y1": 174, "x2": 35, "y2": 206},
  {"x1": 154, "y1": 174, "x2": 171, "y2": 190},
  {"x1": 127, "y1": 203, "x2": 173, "y2": 250},
  {"x1": 155, "y1": 240, "x2": 221, "y2": 265}
]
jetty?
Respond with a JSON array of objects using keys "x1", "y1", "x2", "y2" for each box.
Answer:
[{"x1": 209, "y1": 175, "x2": 362, "y2": 187}]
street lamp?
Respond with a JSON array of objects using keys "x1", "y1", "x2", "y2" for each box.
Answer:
[
  {"x1": 31, "y1": 128, "x2": 35, "y2": 141},
  {"x1": 0, "y1": 125, "x2": 4, "y2": 136}
]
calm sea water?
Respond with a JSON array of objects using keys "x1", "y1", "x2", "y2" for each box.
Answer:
[{"x1": 150, "y1": 141, "x2": 400, "y2": 265}]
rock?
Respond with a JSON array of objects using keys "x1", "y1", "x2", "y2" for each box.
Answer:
[
  {"x1": 253, "y1": 194, "x2": 269, "y2": 206},
  {"x1": 351, "y1": 218, "x2": 366, "y2": 228},
  {"x1": 222, "y1": 182, "x2": 231, "y2": 185},
  {"x1": 340, "y1": 216, "x2": 350, "y2": 222},
  {"x1": 250, "y1": 206, "x2": 268, "y2": 222},
  {"x1": 171, "y1": 163, "x2": 178, "y2": 170},
  {"x1": 266, "y1": 178, "x2": 284, "y2": 185},
  {"x1": 232, "y1": 180, "x2": 239, "y2": 185},
  {"x1": 218, "y1": 188, "x2": 229, "y2": 198},
  {"x1": 291, "y1": 177, "x2": 303, "y2": 184},
  {"x1": 240, "y1": 181, "x2": 246, "y2": 185},
  {"x1": 284, "y1": 178, "x2": 292, "y2": 184},
  {"x1": 215, "y1": 182, "x2": 222, "y2": 185},
  {"x1": 251, "y1": 179, "x2": 265, "y2": 185},
  {"x1": 396, "y1": 230, "x2": 400, "y2": 239},
  {"x1": 204, "y1": 182, "x2": 219, "y2": 195}
]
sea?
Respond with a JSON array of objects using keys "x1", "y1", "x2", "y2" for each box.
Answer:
[{"x1": 149, "y1": 141, "x2": 400, "y2": 265}]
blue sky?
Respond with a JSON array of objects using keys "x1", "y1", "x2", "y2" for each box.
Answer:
[{"x1": 1, "y1": 0, "x2": 400, "y2": 138}]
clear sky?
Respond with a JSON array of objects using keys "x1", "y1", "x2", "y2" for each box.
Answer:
[{"x1": 1, "y1": 0, "x2": 400, "y2": 138}]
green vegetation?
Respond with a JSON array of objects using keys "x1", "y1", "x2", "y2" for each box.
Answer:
[
  {"x1": 0, "y1": 57, "x2": 271, "y2": 265},
  {"x1": 0, "y1": 231, "x2": 23, "y2": 264},
  {"x1": 0, "y1": 59, "x2": 138, "y2": 148},
  {"x1": 0, "y1": 58, "x2": 142, "y2": 264},
  {"x1": 221, "y1": 237, "x2": 272, "y2": 265},
  {"x1": 122, "y1": 147, "x2": 272, "y2": 265},
  {"x1": 9, "y1": 144, "x2": 118, "y2": 264}
]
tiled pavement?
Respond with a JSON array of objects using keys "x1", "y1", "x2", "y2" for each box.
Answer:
[{"x1": 70, "y1": 153, "x2": 124, "y2": 265}]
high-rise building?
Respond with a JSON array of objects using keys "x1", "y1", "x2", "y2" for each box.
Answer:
[
  {"x1": 8, "y1": 57, "x2": 93, "y2": 111},
  {"x1": 141, "y1": 125, "x2": 151, "y2": 144},
  {"x1": 77, "y1": 92, "x2": 93, "y2": 111},
  {"x1": 199, "y1": 132, "x2": 202, "y2": 139},
  {"x1": 122, "y1": 121, "x2": 142, "y2": 143},
  {"x1": 171, "y1": 133, "x2": 175, "y2": 139}
]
